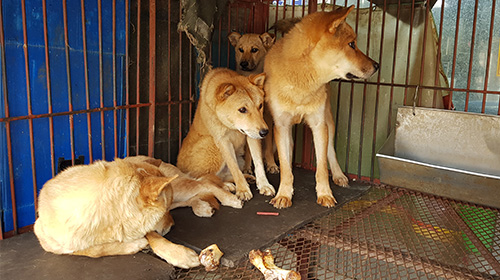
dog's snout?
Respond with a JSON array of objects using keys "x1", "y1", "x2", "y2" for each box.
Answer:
[
  {"x1": 240, "y1": 61, "x2": 249, "y2": 68},
  {"x1": 373, "y1": 62, "x2": 380, "y2": 72},
  {"x1": 259, "y1": 129, "x2": 269, "y2": 138}
]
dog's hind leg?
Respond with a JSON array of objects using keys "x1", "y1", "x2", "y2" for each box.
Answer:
[
  {"x1": 325, "y1": 98, "x2": 349, "y2": 187},
  {"x1": 72, "y1": 238, "x2": 149, "y2": 258},
  {"x1": 146, "y1": 232, "x2": 200, "y2": 269}
]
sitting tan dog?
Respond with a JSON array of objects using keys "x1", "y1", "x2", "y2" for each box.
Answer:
[
  {"x1": 34, "y1": 156, "x2": 241, "y2": 269},
  {"x1": 177, "y1": 68, "x2": 275, "y2": 201}
]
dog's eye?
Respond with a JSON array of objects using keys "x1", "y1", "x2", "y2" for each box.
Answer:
[
  {"x1": 348, "y1": 41, "x2": 355, "y2": 49},
  {"x1": 239, "y1": 48, "x2": 244, "y2": 53},
  {"x1": 251, "y1": 48, "x2": 259, "y2": 53},
  {"x1": 238, "y1": 107, "x2": 247, "y2": 113},
  {"x1": 258, "y1": 103, "x2": 263, "y2": 110}
]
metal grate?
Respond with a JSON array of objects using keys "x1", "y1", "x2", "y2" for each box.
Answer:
[{"x1": 174, "y1": 186, "x2": 500, "y2": 279}]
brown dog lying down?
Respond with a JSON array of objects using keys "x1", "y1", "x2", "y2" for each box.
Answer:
[{"x1": 34, "y1": 156, "x2": 241, "y2": 269}]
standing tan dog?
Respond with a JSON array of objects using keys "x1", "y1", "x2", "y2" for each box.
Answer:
[
  {"x1": 34, "y1": 156, "x2": 241, "y2": 269},
  {"x1": 177, "y1": 68, "x2": 275, "y2": 201},
  {"x1": 264, "y1": 6, "x2": 379, "y2": 208},
  {"x1": 228, "y1": 32, "x2": 279, "y2": 175}
]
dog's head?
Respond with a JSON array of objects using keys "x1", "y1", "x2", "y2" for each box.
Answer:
[
  {"x1": 214, "y1": 72, "x2": 269, "y2": 139},
  {"x1": 300, "y1": 6, "x2": 379, "y2": 81},
  {"x1": 228, "y1": 32, "x2": 275, "y2": 75},
  {"x1": 133, "y1": 161, "x2": 177, "y2": 207}
]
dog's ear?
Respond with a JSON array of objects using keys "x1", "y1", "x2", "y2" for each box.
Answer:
[
  {"x1": 140, "y1": 174, "x2": 178, "y2": 204},
  {"x1": 216, "y1": 83, "x2": 236, "y2": 101},
  {"x1": 260, "y1": 32, "x2": 275, "y2": 49},
  {"x1": 328, "y1": 5, "x2": 354, "y2": 33},
  {"x1": 249, "y1": 73, "x2": 266, "y2": 89},
  {"x1": 142, "y1": 158, "x2": 163, "y2": 167},
  {"x1": 228, "y1": 32, "x2": 241, "y2": 47}
]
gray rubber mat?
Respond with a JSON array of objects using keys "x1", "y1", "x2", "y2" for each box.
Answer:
[
  {"x1": 0, "y1": 232, "x2": 174, "y2": 280},
  {"x1": 167, "y1": 168, "x2": 371, "y2": 267}
]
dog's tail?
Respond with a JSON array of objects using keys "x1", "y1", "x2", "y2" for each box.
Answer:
[{"x1": 269, "y1": 17, "x2": 302, "y2": 35}]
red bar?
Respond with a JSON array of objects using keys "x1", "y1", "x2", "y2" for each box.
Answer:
[
  {"x1": 178, "y1": 0, "x2": 183, "y2": 163},
  {"x1": 370, "y1": 0, "x2": 388, "y2": 181},
  {"x1": 357, "y1": 2, "x2": 375, "y2": 179},
  {"x1": 125, "y1": 0, "x2": 130, "y2": 156},
  {"x1": 403, "y1": 0, "x2": 416, "y2": 106},
  {"x1": 387, "y1": 1, "x2": 401, "y2": 136},
  {"x1": 433, "y1": 0, "x2": 446, "y2": 108},
  {"x1": 166, "y1": 0, "x2": 172, "y2": 161},
  {"x1": 481, "y1": 0, "x2": 496, "y2": 114},
  {"x1": 62, "y1": 0, "x2": 76, "y2": 165},
  {"x1": 136, "y1": 0, "x2": 141, "y2": 156},
  {"x1": 148, "y1": 0, "x2": 156, "y2": 157},
  {"x1": 257, "y1": 212, "x2": 279, "y2": 216},
  {"x1": 448, "y1": 0, "x2": 462, "y2": 110},
  {"x1": 21, "y1": 0, "x2": 39, "y2": 211},
  {"x1": 42, "y1": 0, "x2": 56, "y2": 178},
  {"x1": 417, "y1": 0, "x2": 431, "y2": 107},
  {"x1": 0, "y1": 1, "x2": 17, "y2": 238},
  {"x1": 80, "y1": 0, "x2": 94, "y2": 163},
  {"x1": 227, "y1": 2, "x2": 231, "y2": 67},
  {"x1": 98, "y1": 0, "x2": 106, "y2": 160},
  {"x1": 464, "y1": 0, "x2": 479, "y2": 112},
  {"x1": 308, "y1": 0, "x2": 317, "y2": 14},
  {"x1": 113, "y1": 0, "x2": 118, "y2": 158}
]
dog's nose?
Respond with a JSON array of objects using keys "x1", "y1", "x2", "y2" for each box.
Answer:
[
  {"x1": 373, "y1": 62, "x2": 380, "y2": 71},
  {"x1": 259, "y1": 129, "x2": 269, "y2": 138},
  {"x1": 240, "y1": 61, "x2": 249, "y2": 68}
]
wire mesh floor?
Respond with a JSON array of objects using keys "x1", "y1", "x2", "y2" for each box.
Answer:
[{"x1": 174, "y1": 185, "x2": 500, "y2": 280}]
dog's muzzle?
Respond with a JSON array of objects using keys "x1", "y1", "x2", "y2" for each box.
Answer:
[{"x1": 239, "y1": 61, "x2": 253, "y2": 71}]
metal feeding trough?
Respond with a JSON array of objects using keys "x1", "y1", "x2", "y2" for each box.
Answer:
[{"x1": 377, "y1": 106, "x2": 500, "y2": 208}]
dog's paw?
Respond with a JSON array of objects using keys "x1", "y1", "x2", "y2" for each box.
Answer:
[
  {"x1": 192, "y1": 200, "x2": 216, "y2": 217},
  {"x1": 223, "y1": 182, "x2": 236, "y2": 192},
  {"x1": 244, "y1": 174, "x2": 256, "y2": 184},
  {"x1": 257, "y1": 183, "x2": 276, "y2": 196},
  {"x1": 236, "y1": 189, "x2": 253, "y2": 201},
  {"x1": 333, "y1": 174, "x2": 349, "y2": 188},
  {"x1": 242, "y1": 167, "x2": 254, "y2": 176},
  {"x1": 266, "y1": 164, "x2": 280, "y2": 174},
  {"x1": 125, "y1": 238, "x2": 149, "y2": 253},
  {"x1": 220, "y1": 195, "x2": 244, "y2": 209},
  {"x1": 270, "y1": 196, "x2": 292, "y2": 209},
  {"x1": 317, "y1": 195, "x2": 337, "y2": 208},
  {"x1": 159, "y1": 244, "x2": 201, "y2": 269}
]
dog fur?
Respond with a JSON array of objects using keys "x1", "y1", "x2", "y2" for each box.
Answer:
[
  {"x1": 177, "y1": 68, "x2": 275, "y2": 201},
  {"x1": 264, "y1": 6, "x2": 379, "y2": 208},
  {"x1": 34, "y1": 156, "x2": 241, "y2": 269},
  {"x1": 228, "y1": 32, "x2": 279, "y2": 175}
]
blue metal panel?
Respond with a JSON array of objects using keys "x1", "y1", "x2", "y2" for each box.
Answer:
[{"x1": 1, "y1": 0, "x2": 128, "y2": 234}]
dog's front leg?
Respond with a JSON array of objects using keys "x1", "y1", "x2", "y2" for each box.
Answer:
[
  {"x1": 247, "y1": 137, "x2": 275, "y2": 196},
  {"x1": 307, "y1": 115, "x2": 337, "y2": 208},
  {"x1": 217, "y1": 139, "x2": 253, "y2": 201},
  {"x1": 146, "y1": 232, "x2": 200, "y2": 269},
  {"x1": 270, "y1": 120, "x2": 294, "y2": 208}
]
